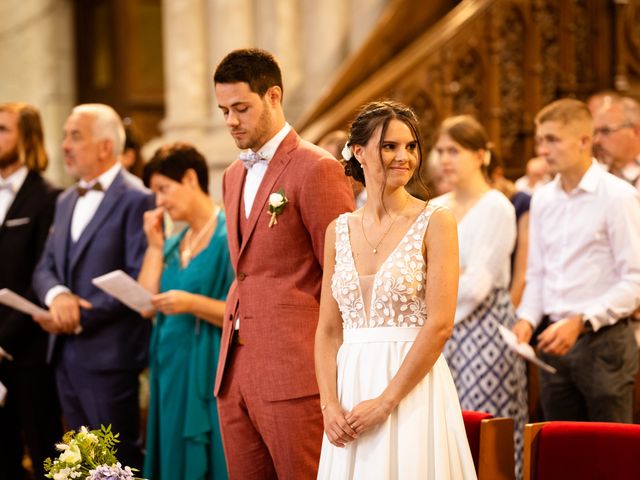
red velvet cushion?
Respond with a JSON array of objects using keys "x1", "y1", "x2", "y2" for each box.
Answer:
[
  {"x1": 535, "y1": 422, "x2": 640, "y2": 480},
  {"x1": 462, "y1": 410, "x2": 494, "y2": 470}
]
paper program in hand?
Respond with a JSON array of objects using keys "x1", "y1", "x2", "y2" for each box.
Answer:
[
  {"x1": 0, "y1": 288, "x2": 51, "y2": 319},
  {"x1": 92, "y1": 270, "x2": 153, "y2": 313},
  {"x1": 497, "y1": 324, "x2": 557, "y2": 374}
]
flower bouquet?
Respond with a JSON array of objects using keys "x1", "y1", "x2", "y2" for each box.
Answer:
[{"x1": 44, "y1": 425, "x2": 142, "y2": 480}]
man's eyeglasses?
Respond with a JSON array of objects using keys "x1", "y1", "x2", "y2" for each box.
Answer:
[{"x1": 593, "y1": 123, "x2": 633, "y2": 137}]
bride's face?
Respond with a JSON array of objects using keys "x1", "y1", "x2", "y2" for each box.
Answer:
[{"x1": 355, "y1": 119, "x2": 419, "y2": 189}]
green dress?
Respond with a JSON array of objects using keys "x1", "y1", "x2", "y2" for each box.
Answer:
[{"x1": 144, "y1": 211, "x2": 233, "y2": 480}]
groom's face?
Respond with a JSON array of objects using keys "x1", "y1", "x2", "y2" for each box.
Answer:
[{"x1": 215, "y1": 81, "x2": 276, "y2": 151}]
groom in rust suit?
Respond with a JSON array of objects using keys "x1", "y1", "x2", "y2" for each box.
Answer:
[{"x1": 213, "y1": 48, "x2": 354, "y2": 479}]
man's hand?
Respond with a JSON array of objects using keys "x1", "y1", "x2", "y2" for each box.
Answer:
[
  {"x1": 32, "y1": 312, "x2": 64, "y2": 334},
  {"x1": 512, "y1": 319, "x2": 534, "y2": 344},
  {"x1": 151, "y1": 290, "x2": 193, "y2": 315},
  {"x1": 537, "y1": 314, "x2": 584, "y2": 356},
  {"x1": 49, "y1": 292, "x2": 92, "y2": 334}
]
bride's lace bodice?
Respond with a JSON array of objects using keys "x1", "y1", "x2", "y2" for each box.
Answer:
[{"x1": 332, "y1": 205, "x2": 438, "y2": 329}]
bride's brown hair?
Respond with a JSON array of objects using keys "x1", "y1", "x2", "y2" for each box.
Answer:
[{"x1": 343, "y1": 101, "x2": 428, "y2": 201}]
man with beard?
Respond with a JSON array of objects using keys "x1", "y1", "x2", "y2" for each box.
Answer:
[
  {"x1": 213, "y1": 49, "x2": 354, "y2": 479},
  {"x1": 0, "y1": 102, "x2": 62, "y2": 479}
]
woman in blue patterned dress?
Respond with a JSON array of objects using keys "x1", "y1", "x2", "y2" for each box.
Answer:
[
  {"x1": 139, "y1": 142, "x2": 233, "y2": 480},
  {"x1": 431, "y1": 115, "x2": 528, "y2": 478}
]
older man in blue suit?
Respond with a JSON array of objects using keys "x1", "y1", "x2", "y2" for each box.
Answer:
[{"x1": 33, "y1": 104, "x2": 153, "y2": 469}]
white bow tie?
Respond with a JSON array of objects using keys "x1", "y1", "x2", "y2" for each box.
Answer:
[{"x1": 239, "y1": 151, "x2": 268, "y2": 170}]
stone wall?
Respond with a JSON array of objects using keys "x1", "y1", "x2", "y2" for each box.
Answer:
[{"x1": 0, "y1": 0, "x2": 75, "y2": 185}]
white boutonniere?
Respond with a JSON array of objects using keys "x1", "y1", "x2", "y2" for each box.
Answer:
[{"x1": 267, "y1": 188, "x2": 288, "y2": 228}]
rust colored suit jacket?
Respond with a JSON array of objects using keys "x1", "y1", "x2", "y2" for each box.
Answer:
[{"x1": 215, "y1": 129, "x2": 354, "y2": 401}]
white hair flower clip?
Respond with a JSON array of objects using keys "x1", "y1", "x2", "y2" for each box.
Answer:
[
  {"x1": 341, "y1": 142, "x2": 353, "y2": 162},
  {"x1": 483, "y1": 149, "x2": 491, "y2": 167}
]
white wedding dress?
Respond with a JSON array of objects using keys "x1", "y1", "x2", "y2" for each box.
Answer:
[{"x1": 317, "y1": 205, "x2": 477, "y2": 480}]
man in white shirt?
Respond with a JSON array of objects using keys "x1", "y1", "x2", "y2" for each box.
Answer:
[
  {"x1": 592, "y1": 95, "x2": 640, "y2": 189},
  {"x1": 513, "y1": 98, "x2": 640, "y2": 422},
  {"x1": 32, "y1": 104, "x2": 153, "y2": 469}
]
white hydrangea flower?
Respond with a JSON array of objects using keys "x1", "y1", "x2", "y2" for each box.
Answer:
[{"x1": 59, "y1": 442, "x2": 81, "y2": 464}]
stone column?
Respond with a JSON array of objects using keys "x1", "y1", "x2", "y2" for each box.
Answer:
[
  {"x1": 349, "y1": 0, "x2": 388, "y2": 51},
  {"x1": 203, "y1": 0, "x2": 255, "y2": 201},
  {"x1": 160, "y1": 0, "x2": 211, "y2": 137},
  {"x1": 147, "y1": 0, "x2": 237, "y2": 201},
  {"x1": 254, "y1": 0, "x2": 305, "y2": 121},
  {"x1": 300, "y1": 0, "x2": 350, "y2": 121},
  {"x1": 0, "y1": 0, "x2": 75, "y2": 186}
]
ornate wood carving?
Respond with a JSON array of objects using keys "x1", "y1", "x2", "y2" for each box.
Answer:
[
  {"x1": 625, "y1": 2, "x2": 640, "y2": 75},
  {"x1": 451, "y1": 48, "x2": 484, "y2": 119},
  {"x1": 537, "y1": 0, "x2": 561, "y2": 105},
  {"x1": 298, "y1": 0, "x2": 640, "y2": 177},
  {"x1": 498, "y1": 3, "x2": 526, "y2": 167},
  {"x1": 406, "y1": 89, "x2": 440, "y2": 149},
  {"x1": 573, "y1": 0, "x2": 593, "y2": 91}
]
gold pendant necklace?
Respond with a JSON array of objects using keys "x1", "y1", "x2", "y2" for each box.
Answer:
[
  {"x1": 181, "y1": 207, "x2": 219, "y2": 267},
  {"x1": 360, "y1": 196, "x2": 409, "y2": 254},
  {"x1": 361, "y1": 210, "x2": 398, "y2": 255}
]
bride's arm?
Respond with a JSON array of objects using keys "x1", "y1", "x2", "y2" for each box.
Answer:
[
  {"x1": 315, "y1": 220, "x2": 358, "y2": 447},
  {"x1": 345, "y1": 208, "x2": 459, "y2": 435}
]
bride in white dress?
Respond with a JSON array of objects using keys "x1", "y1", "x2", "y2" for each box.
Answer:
[{"x1": 315, "y1": 101, "x2": 476, "y2": 479}]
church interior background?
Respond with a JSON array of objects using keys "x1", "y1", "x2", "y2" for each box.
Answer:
[
  {"x1": 1, "y1": 0, "x2": 640, "y2": 454},
  {"x1": 2, "y1": 0, "x2": 639, "y2": 201}
]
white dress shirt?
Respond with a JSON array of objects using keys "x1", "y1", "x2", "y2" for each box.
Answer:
[
  {"x1": 517, "y1": 161, "x2": 640, "y2": 332},
  {"x1": 44, "y1": 162, "x2": 122, "y2": 306},
  {"x1": 235, "y1": 123, "x2": 291, "y2": 330},
  {"x1": 0, "y1": 166, "x2": 28, "y2": 225},
  {"x1": 243, "y1": 122, "x2": 291, "y2": 218},
  {"x1": 432, "y1": 190, "x2": 516, "y2": 323},
  {"x1": 620, "y1": 155, "x2": 640, "y2": 190}
]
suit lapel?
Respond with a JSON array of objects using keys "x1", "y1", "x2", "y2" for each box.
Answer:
[
  {"x1": 225, "y1": 162, "x2": 246, "y2": 264},
  {"x1": 239, "y1": 131, "x2": 297, "y2": 257},
  {"x1": 2, "y1": 171, "x2": 37, "y2": 224},
  {"x1": 54, "y1": 191, "x2": 76, "y2": 278},
  {"x1": 69, "y1": 171, "x2": 126, "y2": 271}
]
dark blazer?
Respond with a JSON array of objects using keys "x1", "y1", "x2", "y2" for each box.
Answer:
[
  {"x1": 33, "y1": 169, "x2": 154, "y2": 371},
  {"x1": 0, "y1": 171, "x2": 61, "y2": 366}
]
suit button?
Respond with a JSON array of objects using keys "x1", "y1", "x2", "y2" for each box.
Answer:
[{"x1": 238, "y1": 272, "x2": 246, "y2": 281}]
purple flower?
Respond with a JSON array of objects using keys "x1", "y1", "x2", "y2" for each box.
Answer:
[{"x1": 88, "y1": 463, "x2": 134, "y2": 480}]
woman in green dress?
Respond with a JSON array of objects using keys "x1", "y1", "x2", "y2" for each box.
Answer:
[{"x1": 139, "y1": 142, "x2": 233, "y2": 480}]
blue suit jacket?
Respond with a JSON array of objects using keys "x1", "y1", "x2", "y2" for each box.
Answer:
[{"x1": 33, "y1": 169, "x2": 154, "y2": 371}]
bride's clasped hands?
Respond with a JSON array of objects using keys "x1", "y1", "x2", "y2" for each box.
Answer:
[{"x1": 322, "y1": 395, "x2": 395, "y2": 447}]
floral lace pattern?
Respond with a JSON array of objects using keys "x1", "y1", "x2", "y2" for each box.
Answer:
[{"x1": 332, "y1": 205, "x2": 437, "y2": 329}]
